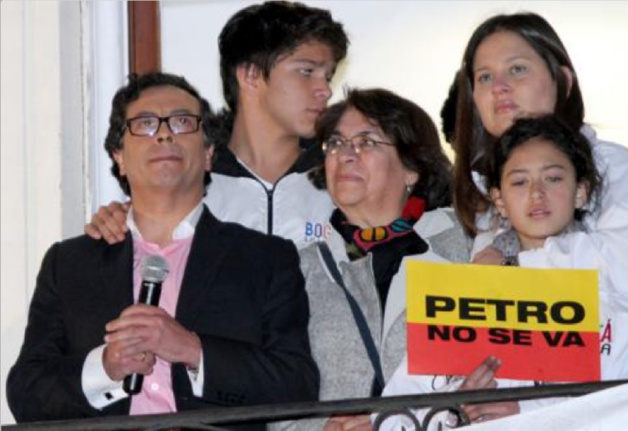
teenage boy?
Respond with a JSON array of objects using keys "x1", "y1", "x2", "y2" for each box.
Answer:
[{"x1": 87, "y1": 1, "x2": 349, "y2": 247}]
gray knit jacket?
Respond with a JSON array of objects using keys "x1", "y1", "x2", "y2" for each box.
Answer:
[{"x1": 270, "y1": 207, "x2": 470, "y2": 431}]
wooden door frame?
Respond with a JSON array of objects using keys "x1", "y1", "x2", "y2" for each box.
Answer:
[{"x1": 128, "y1": 1, "x2": 161, "y2": 74}]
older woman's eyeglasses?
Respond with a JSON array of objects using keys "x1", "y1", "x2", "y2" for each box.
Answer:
[
  {"x1": 322, "y1": 134, "x2": 395, "y2": 155},
  {"x1": 125, "y1": 114, "x2": 202, "y2": 136}
]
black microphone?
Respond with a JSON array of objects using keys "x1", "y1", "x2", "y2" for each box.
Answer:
[{"x1": 123, "y1": 255, "x2": 169, "y2": 395}]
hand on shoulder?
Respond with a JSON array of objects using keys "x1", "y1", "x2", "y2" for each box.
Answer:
[{"x1": 84, "y1": 201, "x2": 130, "y2": 244}]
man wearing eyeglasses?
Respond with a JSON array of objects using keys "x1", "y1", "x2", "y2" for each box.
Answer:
[
  {"x1": 86, "y1": 1, "x2": 349, "y2": 248},
  {"x1": 6, "y1": 73, "x2": 318, "y2": 428}
]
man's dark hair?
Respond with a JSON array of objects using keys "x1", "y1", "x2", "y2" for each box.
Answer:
[
  {"x1": 104, "y1": 72, "x2": 216, "y2": 196},
  {"x1": 312, "y1": 88, "x2": 452, "y2": 210},
  {"x1": 218, "y1": 0, "x2": 348, "y2": 114},
  {"x1": 486, "y1": 115, "x2": 602, "y2": 220}
]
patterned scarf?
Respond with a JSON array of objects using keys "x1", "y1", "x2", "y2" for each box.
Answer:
[
  {"x1": 333, "y1": 196, "x2": 427, "y2": 259},
  {"x1": 331, "y1": 196, "x2": 429, "y2": 310}
]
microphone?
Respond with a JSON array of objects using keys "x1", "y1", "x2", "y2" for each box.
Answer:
[{"x1": 123, "y1": 255, "x2": 169, "y2": 395}]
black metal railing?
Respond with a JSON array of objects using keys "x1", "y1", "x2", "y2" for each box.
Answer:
[{"x1": 3, "y1": 380, "x2": 627, "y2": 431}]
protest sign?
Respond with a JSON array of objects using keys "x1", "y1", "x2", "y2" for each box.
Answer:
[{"x1": 407, "y1": 261, "x2": 599, "y2": 381}]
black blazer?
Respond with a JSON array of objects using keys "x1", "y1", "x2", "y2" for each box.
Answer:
[{"x1": 7, "y1": 207, "x2": 318, "y2": 428}]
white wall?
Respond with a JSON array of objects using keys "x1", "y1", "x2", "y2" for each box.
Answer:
[
  {"x1": 161, "y1": 0, "x2": 628, "y2": 150},
  {"x1": 86, "y1": 1, "x2": 129, "y2": 213},
  {"x1": 1, "y1": 1, "x2": 65, "y2": 424},
  {"x1": 0, "y1": 0, "x2": 127, "y2": 424}
]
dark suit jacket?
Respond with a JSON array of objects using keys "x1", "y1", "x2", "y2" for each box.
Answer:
[{"x1": 7, "y1": 207, "x2": 318, "y2": 429}]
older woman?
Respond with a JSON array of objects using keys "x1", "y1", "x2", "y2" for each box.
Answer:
[{"x1": 278, "y1": 88, "x2": 468, "y2": 431}]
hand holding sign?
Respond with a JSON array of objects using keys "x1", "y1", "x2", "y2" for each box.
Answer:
[
  {"x1": 458, "y1": 356, "x2": 520, "y2": 424},
  {"x1": 459, "y1": 356, "x2": 500, "y2": 392}
]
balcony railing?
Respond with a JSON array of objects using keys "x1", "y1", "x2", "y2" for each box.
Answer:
[{"x1": 3, "y1": 379, "x2": 627, "y2": 431}]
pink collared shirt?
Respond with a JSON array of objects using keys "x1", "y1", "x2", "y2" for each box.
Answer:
[
  {"x1": 127, "y1": 203, "x2": 202, "y2": 415},
  {"x1": 128, "y1": 234, "x2": 194, "y2": 415}
]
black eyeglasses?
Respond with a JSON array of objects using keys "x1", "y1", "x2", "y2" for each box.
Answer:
[
  {"x1": 322, "y1": 134, "x2": 395, "y2": 155},
  {"x1": 125, "y1": 114, "x2": 202, "y2": 136}
]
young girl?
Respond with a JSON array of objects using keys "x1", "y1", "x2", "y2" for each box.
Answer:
[
  {"x1": 378, "y1": 116, "x2": 628, "y2": 430},
  {"x1": 477, "y1": 115, "x2": 600, "y2": 264}
]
